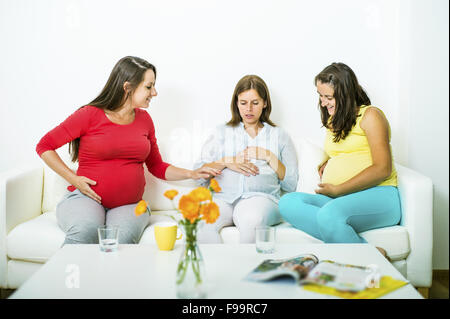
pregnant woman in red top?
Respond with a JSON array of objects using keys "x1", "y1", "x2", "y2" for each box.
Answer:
[{"x1": 36, "y1": 56, "x2": 220, "y2": 245}]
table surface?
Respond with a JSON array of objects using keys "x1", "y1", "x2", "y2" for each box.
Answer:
[{"x1": 10, "y1": 243, "x2": 423, "y2": 299}]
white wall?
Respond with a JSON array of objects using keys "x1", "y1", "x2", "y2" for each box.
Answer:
[
  {"x1": 399, "y1": 0, "x2": 449, "y2": 270},
  {"x1": 0, "y1": 0, "x2": 448, "y2": 268}
]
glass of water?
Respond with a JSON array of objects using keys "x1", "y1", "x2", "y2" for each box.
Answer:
[
  {"x1": 255, "y1": 226, "x2": 276, "y2": 254},
  {"x1": 98, "y1": 225, "x2": 119, "y2": 252}
]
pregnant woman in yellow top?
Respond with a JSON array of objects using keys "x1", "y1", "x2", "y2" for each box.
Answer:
[{"x1": 279, "y1": 62, "x2": 400, "y2": 259}]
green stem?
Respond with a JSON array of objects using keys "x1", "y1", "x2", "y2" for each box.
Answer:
[
  {"x1": 176, "y1": 255, "x2": 188, "y2": 284},
  {"x1": 177, "y1": 222, "x2": 202, "y2": 285}
]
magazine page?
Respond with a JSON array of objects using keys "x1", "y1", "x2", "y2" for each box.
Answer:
[
  {"x1": 300, "y1": 260, "x2": 380, "y2": 292},
  {"x1": 244, "y1": 254, "x2": 319, "y2": 283}
]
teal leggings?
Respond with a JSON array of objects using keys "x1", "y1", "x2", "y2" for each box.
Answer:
[{"x1": 279, "y1": 186, "x2": 401, "y2": 243}]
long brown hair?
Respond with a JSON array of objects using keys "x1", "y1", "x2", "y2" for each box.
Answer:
[
  {"x1": 315, "y1": 62, "x2": 370, "y2": 142},
  {"x1": 69, "y1": 56, "x2": 156, "y2": 162},
  {"x1": 226, "y1": 75, "x2": 276, "y2": 127}
]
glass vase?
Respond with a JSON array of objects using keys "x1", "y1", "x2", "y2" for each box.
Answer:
[{"x1": 175, "y1": 222, "x2": 206, "y2": 299}]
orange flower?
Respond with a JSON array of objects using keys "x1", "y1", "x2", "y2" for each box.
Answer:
[
  {"x1": 135, "y1": 200, "x2": 148, "y2": 216},
  {"x1": 164, "y1": 189, "x2": 179, "y2": 200},
  {"x1": 178, "y1": 195, "x2": 200, "y2": 223},
  {"x1": 201, "y1": 202, "x2": 220, "y2": 224},
  {"x1": 189, "y1": 187, "x2": 212, "y2": 202},
  {"x1": 209, "y1": 179, "x2": 221, "y2": 193}
]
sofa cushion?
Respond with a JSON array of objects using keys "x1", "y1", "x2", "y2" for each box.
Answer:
[
  {"x1": 7, "y1": 211, "x2": 179, "y2": 262},
  {"x1": 296, "y1": 139, "x2": 328, "y2": 194},
  {"x1": 41, "y1": 146, "x2": 77, "y2": 213},
  {"x1": 359, "y1": 226, "x2": 411, "y2": 261},
  {"x1": 8, "y1": 211, "x2": 410, "y2": 263},
  {"x1": 7, "y1": 212, "x2": 65, "y2": 263},
  {"x1": 142, "y1": 174, "x2": 197, "y2": 211}
]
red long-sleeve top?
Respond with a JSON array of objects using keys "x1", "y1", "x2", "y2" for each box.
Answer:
[{"x1": 36, "y1": 105, "x2": 170, "y2": 209}]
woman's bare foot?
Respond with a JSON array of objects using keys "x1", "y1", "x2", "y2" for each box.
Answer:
[{"x1": 376, "y1": 247, "x2": 391, "y2": 262}]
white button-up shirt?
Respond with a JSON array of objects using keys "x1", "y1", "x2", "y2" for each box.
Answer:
[{"x1": 194, "y1": 122, "x2": 299, "y2": 204}]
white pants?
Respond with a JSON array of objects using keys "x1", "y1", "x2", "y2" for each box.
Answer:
[{"x1": 197, "y1": 196, "x2": 281, "y2": 244}]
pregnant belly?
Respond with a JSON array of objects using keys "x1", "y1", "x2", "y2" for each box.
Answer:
[
  {"x1": 213, "y1": 169, "x2": 242, "y2": 194},
  {"x1": 78, "y1": 163, "x2": 145, "y2": 209},
  {"x1": 245, "y1": 163, "x2": 278, "y2": 193},
  {"x1": 214, "y1": 162, "x2": 278, "y2": 194},
  {"x1": 321, "y1": 153, "x2": 372, "y2": 185}
]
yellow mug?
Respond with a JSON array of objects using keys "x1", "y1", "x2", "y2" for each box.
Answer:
[{"x1": 154, "y1": 222, "x2": 183, "y2": 251}]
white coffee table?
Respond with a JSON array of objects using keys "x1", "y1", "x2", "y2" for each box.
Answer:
[{"x1": 10, "y1": 243, "x2": 422, "y2": 299}]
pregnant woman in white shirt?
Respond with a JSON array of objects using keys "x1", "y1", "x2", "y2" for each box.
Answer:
[{"x1": 194, "y1": 75, "x2": 299, "y2": 243}]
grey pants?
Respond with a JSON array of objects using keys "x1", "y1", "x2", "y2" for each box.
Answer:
[
  {"x1": 197, "y1": 196, "x2": 281, "y2": 244},
  {"x1": 56, "y1": 189, "x2": 150, "y2": 245}
]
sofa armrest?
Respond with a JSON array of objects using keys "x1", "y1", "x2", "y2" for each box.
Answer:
[
  {"x1": 396, "y1": 163, "x2": 433, "y2": 287},
  {"x1": 0, "y1": 165, "x2": 44, "y2": 287}
]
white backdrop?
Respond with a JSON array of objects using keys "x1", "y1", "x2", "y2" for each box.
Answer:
[{"x1": 0, "y1": 0, "x2": 448, "y2": 269}]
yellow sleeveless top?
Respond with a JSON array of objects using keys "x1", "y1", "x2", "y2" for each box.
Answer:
[{"x1": 321, "y1": 105, "x2": 397, "y2": 187}]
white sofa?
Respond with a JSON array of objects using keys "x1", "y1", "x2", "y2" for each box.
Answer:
[{"x1": 0, "y1": 139, "x2": 433, "y2": 290}]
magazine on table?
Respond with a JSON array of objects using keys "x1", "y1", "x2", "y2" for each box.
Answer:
[{"x1": 244, "y1": 254, "x2": 382, "y2": 292}]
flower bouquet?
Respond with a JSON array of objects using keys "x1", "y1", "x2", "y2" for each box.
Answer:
[{"x1": 135, "y1": 178, "x2": 221, "y2": 298}]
